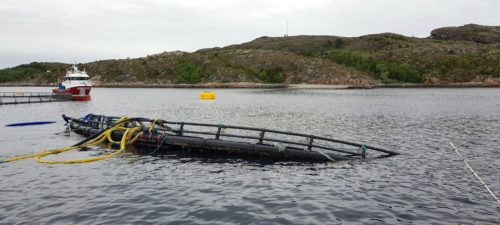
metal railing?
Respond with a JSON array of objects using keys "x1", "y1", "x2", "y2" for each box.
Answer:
[
  {"x1": 83, "y1": 115, "x2": 399, "y2": 157},
  {"x1": 159, "y1": 121, "x2": 398, "y2": 156},
  {"x1": 0, "y1": 92, "x2": 72, "y2": 105}
]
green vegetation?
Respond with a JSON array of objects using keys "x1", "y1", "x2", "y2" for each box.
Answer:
[
  {"x1": 214, "y1": 52, "x2": 285, "y2": 83},
  {"x1": 173, "y1": 58, "x2": 209, "y2": 84},
  {"x1": 0, "y1": 63, "x2": 48, "y2": 82},
  {"x1": 263, "y1": 66, "x2": 286, "y2": 83},
  {"x1": 326, "y1": 50, "x2": 421, "y2": 82},
  {"x1": 212, "y1": 26, "x2": 500, "y2": 84},
  {"x1": 2, "y1": 24, "x2": 499, "y2": 86},
  {"x1": 242, "y1": 66, "x2": 285, "y2": 83},
  {"x1": 438, "y1": 54, "x2": 480, "y2": 71}
]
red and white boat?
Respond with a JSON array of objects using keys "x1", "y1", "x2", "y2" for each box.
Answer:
[{"x1": 52, "y1": 65, "x2": 92, "y2": 101}]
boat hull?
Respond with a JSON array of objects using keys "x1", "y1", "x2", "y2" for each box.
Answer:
[
  {"x1": 72, "y1": 95, "x2": 91, "y2": 101},
  {"x1": 53, "y1": 86, "x2": 91, "y2": 101}
]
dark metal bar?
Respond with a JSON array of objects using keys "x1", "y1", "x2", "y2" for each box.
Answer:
[
  {"x1": 158, "y1": 128, "x2": 373, "y2": 155},
  {"x1": 215, "y1": 126, "x2": 222, "y2": 140},
  {"x1": 179, "y1": 123, "x2": 184, "y2": 136},
  {"x1": 258, "y1": 131, "x2": 265, "y2": 144},
  {"x1": 178, "y1": 130, "x2": 215, "y2": 136},
  {"x1": 182, "y1": 130, "x2": 359, "y2": 155},
  {"x1": 307, "y1": 137, "x2": 314, "y2": 151}
]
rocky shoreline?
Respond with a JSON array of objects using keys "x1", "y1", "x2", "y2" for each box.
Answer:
[
  {"x1": 91, "y1": 82, "x2": 288, "y2": 89},
  {"x1": 375, "y1": 83, "x2": 500, "y2": 88},
  {"x1": 1, "y1": 81, "x2": 500, "y2": 89}
]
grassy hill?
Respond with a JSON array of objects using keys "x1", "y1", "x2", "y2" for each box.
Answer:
[
  {"x1": 208, "y1": 30, "x2": 500, "y2": 84},
  {"x1": 1, "y1": 50, "x2": 376, "y2": 87},
  {"x1": 2, "y1": 24, "x2": 500, "y2": 87}
]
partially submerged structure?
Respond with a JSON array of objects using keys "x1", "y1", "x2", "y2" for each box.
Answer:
[{"x1": 64, "y1": 114, "x2": 399, "y2": 162}]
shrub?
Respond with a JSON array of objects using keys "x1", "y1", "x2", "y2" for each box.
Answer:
[
  {"x1": 439, "y1": 54, "x2": 481, "y2": 72},
  {"x1": 173, "y1": 58, "x2": 209, "y2": 83},
  {"x1": 334, "y1": 39, "x2": 344, "y2": 48},
  {"x1": 327, "y1": 50, "x2": 422, "y2": 82},
  {"x1": 492, "y1": 67, "x2": 500, "y2": 77},
  {"x1": 0, "y1": 62, "x2": 48, "y2": 83},
  {"x1": 214, "y1": 52, "x2": 285, "y2": 83}
]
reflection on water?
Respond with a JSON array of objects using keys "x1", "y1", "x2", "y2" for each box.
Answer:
[{"x1": 0, "y1": 86, "x2": 499, "y2": 224}]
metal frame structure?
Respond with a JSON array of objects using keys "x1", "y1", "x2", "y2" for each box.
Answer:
[
  {"x1": 69, "y1": 114, "x2": 399, "y2": 162},
  {"x1": 0, "y1": 92, "x2": 72, "y2": 105}
]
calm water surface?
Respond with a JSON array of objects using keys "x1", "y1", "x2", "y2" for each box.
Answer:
[{"x1": 0, "y1": 87, "x2": 499, "y2": 224}]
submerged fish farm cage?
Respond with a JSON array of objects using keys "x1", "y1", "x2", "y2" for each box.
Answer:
[{"x1": 64, "y1": 114, "x2": 399, "y2": 162}]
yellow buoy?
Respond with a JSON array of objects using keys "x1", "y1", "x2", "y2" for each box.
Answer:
[{"x1": 200, "y1": 91, "x2": 215, "y2": 100}]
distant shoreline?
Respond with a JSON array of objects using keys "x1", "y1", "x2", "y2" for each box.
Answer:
[{"x1": 1, "y1": 82, "x2": 499, "y2": 89}]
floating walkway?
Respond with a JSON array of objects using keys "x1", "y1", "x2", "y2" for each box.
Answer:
[
  {"x1": 0, "y1": 92, "x2": 72, "y2": 105},
  {"x1": 64, "y1": 114, "x2": 399, "y2": 162}
]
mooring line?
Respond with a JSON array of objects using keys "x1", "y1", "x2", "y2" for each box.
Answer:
[{"x1": 449, "y1": 142, "x2": 500, "y2": 206}]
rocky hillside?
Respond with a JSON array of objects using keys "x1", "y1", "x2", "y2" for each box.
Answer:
[
  {"x1": 208, "y1": 26, "x2": 500, "y2": 85},
  {"x1": 0, "y1": 50, "x2": 377, "y2": 87},
  {"x1": 1, "y1": 24, "x2": 500, "y2": 86},
  {"x1": 431, "y1": 24, "x2": 500, "y2": 44}
]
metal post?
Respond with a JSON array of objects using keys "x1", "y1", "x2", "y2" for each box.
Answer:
[
  {"x1": 258, "y1": 131, "x2": 266, "y2": 144},
  {"x1": 179, "y1": 123, "x2": 184, "y2": 136},
  {"x1": 307, "y1": 137, "x2": 314, "y2": 151},
  {"x1": 215, "y1": 126, "x2": 222, "y2": 140},
  {"x1": 361, "y1": 145, "x2": 366, "y2": 158}
]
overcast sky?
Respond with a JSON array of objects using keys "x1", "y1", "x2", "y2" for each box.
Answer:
[{"x1": 1, "y1": 0, "x2": 499, "y2": 68}]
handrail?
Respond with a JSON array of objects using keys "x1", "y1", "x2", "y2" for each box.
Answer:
[
  {"x1": 80, "y1": 116, "x2": 398, "y2": 157},
  {"x1": 164, "y1": 128, "x2": 366, "y2": 155},
  {"x1": 1, "y1": 92, "x2": 53, "y2": 97},
  {"x1": 0, "y1": 92, "x2": 73, "y2": 105},
  {"x1": 156, "y1": 120, "x2": 399, "y2": 155}
]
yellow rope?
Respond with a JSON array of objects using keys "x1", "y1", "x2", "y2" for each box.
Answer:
[
  {"x1": 149, "y1": 119, "x2": 158, "y2": 133},
  {"x1": 1, "y1": 117, "x2": 148, "y2": 164},
  {"x1": 36, "y1": 127, "x2": 136, "y2": 164}
]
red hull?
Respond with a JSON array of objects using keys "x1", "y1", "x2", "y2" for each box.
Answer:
[
  {"x1": 53, "y1": 86, "x2": 91, "y2": 101},
  {"x1": 73, "y1": 95, "x2": 91, "y2": 101}
]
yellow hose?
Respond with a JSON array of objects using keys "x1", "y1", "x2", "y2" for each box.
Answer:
[
  {"x1": 149, "y1": 119, "x2": 158, "y2": 133},
  {"x1": 1, "y1": 117, "x2": 153, "y2": 164}
]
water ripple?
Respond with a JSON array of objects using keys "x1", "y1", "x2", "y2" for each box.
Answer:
[{"x1": 1, "y1": 87, "x2": 500, "y2": 224}]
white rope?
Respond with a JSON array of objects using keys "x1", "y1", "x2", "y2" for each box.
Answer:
[{"x1": 449, "y1": 142, "x2": 500, "y2": 206}]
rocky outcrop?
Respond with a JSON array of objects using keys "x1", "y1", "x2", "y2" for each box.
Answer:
[
  {"x1": 2, "y1": 24, "x2": 500, "y2": 87},
  {"x1": 220, "y1": 49, "x2": 378, "y2": 86},
  {"x1": 430, "y1": 24, "x2": 500, "y2": 44}
]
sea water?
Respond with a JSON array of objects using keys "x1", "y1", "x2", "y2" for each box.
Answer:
[{"x1": 0, "y1": 87, "x2": 499, "y2": 224}]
